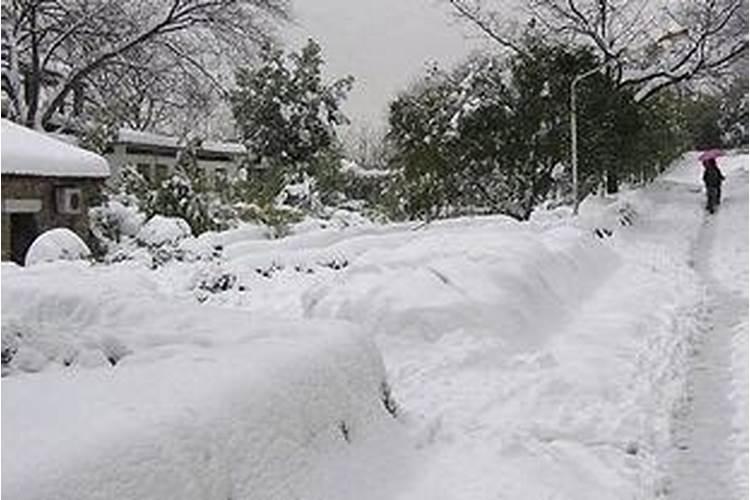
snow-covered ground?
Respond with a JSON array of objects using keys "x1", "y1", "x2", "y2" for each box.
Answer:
[
  {"x1": 2, "y1": 264, "x2": 410, "y2": 500},
  {"x1": 666, "y1": 153, "x2": 749, "y2": 500},
  {"x1": 2, "y1": 153, "x2": 747, "y2": 499}
]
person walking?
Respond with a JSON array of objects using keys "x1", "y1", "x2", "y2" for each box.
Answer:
[{"x1": 702, "y1": 157, "x2": 725, "y2": 214}]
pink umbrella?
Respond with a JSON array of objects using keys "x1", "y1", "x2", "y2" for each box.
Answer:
[{"x1": 699, "y1": 149, "x2": 724, "y2": 162}]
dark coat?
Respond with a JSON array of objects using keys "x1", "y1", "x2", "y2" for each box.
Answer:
[{"x1": 703, "y1": 164, "x2": 725, "y2": 187}]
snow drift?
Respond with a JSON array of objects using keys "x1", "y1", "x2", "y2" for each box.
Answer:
[{"x1": 1, "y1": 263, "x2": 404, "y2": 500}]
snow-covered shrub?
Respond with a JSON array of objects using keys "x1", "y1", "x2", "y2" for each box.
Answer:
[
  {"x1": 111, "y1": 142, "x2": 239, "y2": 238},
  {"x1": 89, "y1": 199, "x2": 146, "y2": 249},
  {"x1": 0, "y1": 316, "x2": 133, "y2": 376},
  {"x1": 234, "y1": 202, "x2": 303, "y2": 238},
  {"x1": 25, "y1": 228, "x2": 91, "y2": 266},
  {"x1": 145, "y1": 158, "x2": 238, "y2": 236},
  {"x1": 192, "y1": 261, "x2": 239, "y2": 302},
  {"x1": 136, "y1": 215, "x2": 192, "y2": 247}
]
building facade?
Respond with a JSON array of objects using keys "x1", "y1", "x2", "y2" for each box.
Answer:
[
  {"x1": 105, "y1": 129, "x2": 246, "y2": 186},
  {"x1": 1, "y1": 119, "x2": 110, "y2": 264}
]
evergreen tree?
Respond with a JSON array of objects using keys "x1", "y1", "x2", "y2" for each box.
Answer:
[{"x1": 231, "y1": 39, "x2": 354, "y2": 177}]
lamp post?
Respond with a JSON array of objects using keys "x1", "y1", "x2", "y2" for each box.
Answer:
[{"x1": 570, "y1": 60, "x2": 616, "y2": 215}]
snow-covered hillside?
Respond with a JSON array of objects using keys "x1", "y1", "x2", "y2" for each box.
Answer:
[{"x1": 2, "y1": 153, "x2": 747, "y2": 500}]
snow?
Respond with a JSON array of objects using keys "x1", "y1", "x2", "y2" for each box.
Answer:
[
  {"x1": 117, "y1": 128, "x2": 180, "y2": 148},
  {"x1": 136, "y1": 216, "x2": 192, "y2": 247},
  {"x1": 2, "y1": 153, "x2": 747, "y2": 499},
  {"x1": 705, "y1": 155, "x2": 749, "y2": 498},
  {"x1": 2, "y1": 263, "x2": 405, "y2": 500},
  {"x1": 98, "y1": 200, "x2": 146, "y2": 237},
  {"x1": 1, "y1": 119, "x2": 109, "y2": 178},
  {"x1": 201, "y1": 140, "x2": 246, "y2": 155},
  {"x1": 340, "y1": 159, "x2": 391, "y2": 178},
  {"x1": 24, "y1": 228, "x2": 91, "y2": 266},
  {"x1": 117, "y1": 128, "x2": 246, "y2": 155}
]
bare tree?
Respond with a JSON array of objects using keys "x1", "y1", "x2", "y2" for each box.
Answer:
[
  {"x1": 448, "y1": 0, "x2": 748, "y2": 100},
  {"x1": 84, "y1": 45, "x2": 220, "y2": 133},
  {"x1": 1, "y1": 0, "x2": 289, "y2": 131}
]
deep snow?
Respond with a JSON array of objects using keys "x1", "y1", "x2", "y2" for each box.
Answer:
[{"x1": 2, "y1": 153, "x2": 747, "y2": 499}]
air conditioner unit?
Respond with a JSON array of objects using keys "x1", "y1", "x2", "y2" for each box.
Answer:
[{"x1": 56, "y1": 187, "x2": 83, "y2": 214}]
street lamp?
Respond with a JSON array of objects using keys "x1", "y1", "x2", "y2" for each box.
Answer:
[{"x1": 570, "y1": 59, "x2": 616, "y2": 215}]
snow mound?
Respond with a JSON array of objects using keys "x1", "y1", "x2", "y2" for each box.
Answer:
[
  {"x1": 1, "y1": 262, "x2": 407, "y2": 500},
  {"x1": 24, "y1": 228, "x2": 91, "y2": 266},
  {"x1": 136, "y1": 215, "x2": 192, "y2": 246},
  {"x1": 304, "y1": 222, "x2": 619, "y2": 349}
]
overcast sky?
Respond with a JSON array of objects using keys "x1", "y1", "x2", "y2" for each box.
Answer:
[{"x1": 285, "y1": 0, "x2": 494, "y2": 130}]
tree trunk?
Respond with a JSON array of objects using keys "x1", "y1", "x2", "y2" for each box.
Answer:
[{"x1": 25, "y1": 5, "x2": 41, "y2": 129}]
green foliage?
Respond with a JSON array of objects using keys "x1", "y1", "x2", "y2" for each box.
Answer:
[
  {"x1": 147, "y1": 138, "x2": 214, "y2": 234},
  {"x1": 681, "y1": 73, "x2": 749, "y2": 150},
  {"x1": 228, "y1": 38, "x2": 370, "y2": 223},
  {"x1": 682, "y1": 94, "x2": 724, "y2": 150},
  {"x1": 718, "y1": 72, "x2": 749, "y2": 148},
  {"x1": 385, "y1": 39, "x2": 689, "y2": 221},
  {"x1": 233, "y1": 203, "x2": 303, "y2": 238},
  {"x1": 115, "y1": 139, "x2": 237, "y2": 236},
  {"x1": 231, "y1": 39, "x2": 353, "y2": 175}
]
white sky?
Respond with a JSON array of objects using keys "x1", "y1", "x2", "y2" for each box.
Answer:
[{"x1": 285, "y1": 0, "x2": 494, "y2": 130}]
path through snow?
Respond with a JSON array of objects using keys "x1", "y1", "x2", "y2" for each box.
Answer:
[
  {"x1": 378, "y1": 154, "x2": 748, "y2": 499},
  {"x1": 669, "y1": 156, "x2": 749, "y2": 500}
]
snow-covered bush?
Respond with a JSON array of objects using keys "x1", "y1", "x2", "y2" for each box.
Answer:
[
  {"x1": 89, "y1": 199, "x2": 146, "y2": 250},
  {"x1": 234, "y1": 202, "x2": 303, "y2": 238},
  {"x1": 136, "y1": 215, "x2": 192, "y2": 247},
  {"x1": 106, "y1": 142, "x2": 239, "y2": 240},
  {"x1": 25, "y1": 228, "x2": 91, "y2": 266},
  {"x1": 0, "y1": 316, "x2": 128, "y2": 376},
  {"x1": 146, "y1": 139, "x2": 238, "y2": 235},
  {"x1": 192, "y1": 260, "x2": 239, "y2": 302}
]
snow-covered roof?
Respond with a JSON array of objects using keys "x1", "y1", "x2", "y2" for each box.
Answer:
[
  {"x1": 1, "y1": 119, "x2": 110, "y2": 178},
  {"x1": 117, "y1": 128, "x2": 246, "y2": 155},
  {"x1": 202, "y1": 140, "x2": 246, "y2": 155},
  {"x1": 117, "y1": 128, "x2": 180, "y2": 149}
]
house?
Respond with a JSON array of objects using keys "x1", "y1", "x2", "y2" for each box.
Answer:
[
  {"x1": 1, "y1": 119, "x2": 110, "y2": 264},
  {"x1": 105, "y1": 129, "x2": 246, "y2": 185}
]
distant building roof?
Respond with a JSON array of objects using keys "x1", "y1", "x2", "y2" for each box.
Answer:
[
  {"x1": 116, "y1": 128, "x2": 246, "y2": 155},
  {"x1": 1, "y1": 119, "x2": 110, "y2": 178},
  {"x1": 117, "y1": 128, "x2": 180, "y2": 149}
]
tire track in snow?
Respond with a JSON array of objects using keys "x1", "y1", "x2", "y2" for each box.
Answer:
[{"x1": 669, "y1": 213, "x2": 746, "y2": 500}]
